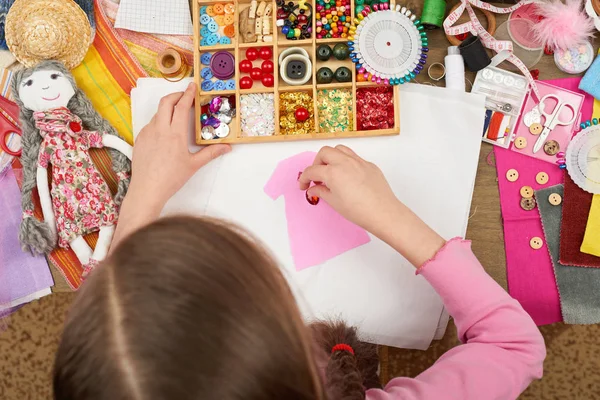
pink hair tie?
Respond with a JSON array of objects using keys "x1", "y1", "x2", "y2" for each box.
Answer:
[
  {"x1": 22, "y1": 209, "x2": 34, "y2": 218},
  {"x1": 331, "y1": 344, "x2": 355, "y2": 356}
]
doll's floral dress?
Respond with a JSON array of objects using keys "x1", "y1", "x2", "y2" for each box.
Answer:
[{"x1": 34, "y1": 107, "x2": 118, "y2": 248}]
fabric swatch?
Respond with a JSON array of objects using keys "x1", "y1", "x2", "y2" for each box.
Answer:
[
  {"x1": 537, "y1": 184, "x2": 600, "y2": 324},
  {"x1": 0, "y1": 168, "x2": 54, "y2": 311},
  {"x1": 581, "y1": 195, "x2": 600, "y2": 257},
  {"x1": 264, "y1": 151, "x2": 371, "y2": 271},
  {"x1": 560, "y1": 174, "x2": 600, "y2": 266},
  {"x1": 495, "y1": 146, "x2": 563, "y2": 325}
]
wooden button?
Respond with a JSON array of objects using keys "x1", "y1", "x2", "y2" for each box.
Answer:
[
  {"x1": 529, "y1": 123, "x2": 543, "y2": 135},
  {"x1": 536, "y1": 172, "x2": 549, "y2": 185},
  {"x1": 549, "y1": 193, "x2": 562, "y2": 206},
  {"x1": 530, "y1": 237, "x2": 544, "y2": 250},
  {"x1": 514, "y1": 137, "x2": 527, "y2": 149},
  {"x1": 520, "y1": 197, "x2": 537, "y2": 211},
  {"x1": 544, "y1": 140, "x2": 560, "y2": 156},
  {"x1": 520, "y1": 185, "x2": 534, "y2": 198},
  {"x1": 506, "y1": 168, "x2": 519, "y2": 182}
]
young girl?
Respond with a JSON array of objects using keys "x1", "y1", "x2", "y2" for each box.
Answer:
[{"x1": 53, "y1": 84, "x2": 545, "y2": 400}]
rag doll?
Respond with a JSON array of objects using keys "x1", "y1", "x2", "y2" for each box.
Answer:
[{"x1": 13, "y1": 60, "x2": 133, "y2": 277}]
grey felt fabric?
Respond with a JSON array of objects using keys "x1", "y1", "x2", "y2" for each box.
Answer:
[{"x1": 537, "y1": 184, "x2": 600, "y2": 324}]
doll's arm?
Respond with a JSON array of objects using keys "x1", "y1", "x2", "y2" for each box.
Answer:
[
  {"x1": 102, "y1": 135, "x2": 133, "y2": 161},
  {"x1": 36, "y1": 166, "x2": 57, "y2": 237}
]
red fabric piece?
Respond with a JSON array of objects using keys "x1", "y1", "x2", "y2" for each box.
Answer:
[{"x1": 560, "y1": 173, "x2": 600, "y2": 267}]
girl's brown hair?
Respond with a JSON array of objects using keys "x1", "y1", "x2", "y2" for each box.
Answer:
[{"x1": 53, "y1": 216, "x2": 379, "y2": 399}]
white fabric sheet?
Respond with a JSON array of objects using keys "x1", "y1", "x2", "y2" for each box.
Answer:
[{"x1": 131, "y1": 80, "x2": 485, "y2": 349}]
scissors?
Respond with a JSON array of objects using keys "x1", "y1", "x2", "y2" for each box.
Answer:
[
  {"x1": 0, "y1": 95, "x2": 21, "y2": 157},
  {"x1": 533, "y1": 94, "x2": 577, "y2": 154}
]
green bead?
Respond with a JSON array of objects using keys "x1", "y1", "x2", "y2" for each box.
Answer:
[
  {"x1": 594, "y1": 118, "x2": 598, "y2": 125},
  {"x1": 287, "y1": 31, "x2": 295, "y2": 38},
  {"x1": 355, "y1": 0, "x2": 364, "y2": 4},
  {"x1": 317, "y1": 67, "x2": 334, "y2": 84},
  {"x1": 334, "y1": 66, "x2": 352, "y2": 82},
  {"x1": 414, "y1": 19, "x2": 420, "y2": 25},
  {"x1": 317, "y1": 44, "x2": 333, "y2": 61},
  {"x1": 333, "y1": 43, "x2": 350, "y2": 60},
  {"x1": 418, "y1": 25, "x2": 424, "y2": 31}
]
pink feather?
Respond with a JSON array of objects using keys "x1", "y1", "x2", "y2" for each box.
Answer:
[{"x1": 532, "y1": 0, "x2": 595, "y2": 50}]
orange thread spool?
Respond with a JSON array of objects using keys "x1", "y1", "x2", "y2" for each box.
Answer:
[
  {"x1": 486, "y1": 111, "x2": 505, "y2": 141},
  {"x1": 157, "y1": 48, "x2": 189, "y2": 82}
]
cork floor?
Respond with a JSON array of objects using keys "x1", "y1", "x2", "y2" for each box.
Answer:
[{"x1": 1, "y1": 291, "x2": 600, "y2": 399}]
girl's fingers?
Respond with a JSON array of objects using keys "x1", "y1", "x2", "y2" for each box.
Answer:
[
  {"x1": 172, "y1": 83, "x2": 196, "y2": 131},
  {"x1": 307, "y1": 184, "x2": 331, "y2": 201},
  {"x1": 312, "y1": 146, "x2": 348, "y2": 167},
  {"x1": 335, "y1": 144, "x2": 359, "y2": 159},
  {"x1": 191, "y1": 144, "x2": 232, "y2": 170},
  {"x1": 299, "y1": 165, "x2": 329, "y2": 190},
  {"x1": 156, "y1": 92, "x2": 185, "y2": 126}
]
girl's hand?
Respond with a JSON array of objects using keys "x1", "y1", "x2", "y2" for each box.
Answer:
[
  {"x1": 298, "y1": 145, "x2": 400, "y2": 236},
  {"x1": 110, "y1": 83, "x2": 230, "y2": 251},
  {"x1": 131, "y1": 83, "x2": 231, "y2": 208},
  {"x1": 299, "y1": 145, "x2": 445, "y2": 267}
]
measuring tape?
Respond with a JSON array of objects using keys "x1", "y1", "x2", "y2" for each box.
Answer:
[{"x1": 444, "y1": 0, "x2": 541, "y2": 101}]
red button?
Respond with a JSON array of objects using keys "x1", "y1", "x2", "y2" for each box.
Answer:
[{"x1": 69, "y1": 121, "x2": 82, "y2": 132}]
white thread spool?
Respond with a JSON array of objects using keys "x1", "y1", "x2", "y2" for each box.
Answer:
[{"x1": 445, "y1": 46, "x2": 465, "y2": 91}]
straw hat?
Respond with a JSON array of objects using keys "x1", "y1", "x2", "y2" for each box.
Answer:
[{"x1": 5, "y1": 0, "x2": 92, "y2": 70}]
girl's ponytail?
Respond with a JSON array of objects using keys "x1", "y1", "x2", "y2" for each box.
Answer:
[{"x1": 311, "y1": 321, "x2": 381, "y2": 399}]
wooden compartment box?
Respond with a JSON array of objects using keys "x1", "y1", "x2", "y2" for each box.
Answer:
[{"x1": 192, "y1": 0, "x2": 400, "y2": 144}]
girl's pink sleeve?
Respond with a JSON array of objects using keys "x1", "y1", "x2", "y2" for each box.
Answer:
[{"x1": 366, "y1": 238, "x2": 546, "y2": 400}]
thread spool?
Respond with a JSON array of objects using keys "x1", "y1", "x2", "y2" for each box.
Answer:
[
  {"x1": 421, "y1": 0, "x2": 447, "y2": 29},
  {"x1": 458, "y1": 36, "x2": 491, "y2": 72},
  {"x1": 157, "y1": 48, "x2": 189, "y2": 82},
  {"x1": 444, "y1": 46, "x2": 465, "y2": 91}
]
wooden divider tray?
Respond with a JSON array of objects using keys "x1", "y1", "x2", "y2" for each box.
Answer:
[{"x1": 192, "y1": 0, "x2": 401, "y2": 144}]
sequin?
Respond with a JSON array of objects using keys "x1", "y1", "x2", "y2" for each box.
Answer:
[
  {"x1": 279, "y1": 92, "x2": 315, "y2": 135},
  {"x1": 356, "y1": 86, "x2": 394, "y2": 130},
  {"x1": 317, "y1": 89, "x2": 353, "y2": 133},
  {"x1": 240, "y1": 93, "x2": 275, "y2": 137}
]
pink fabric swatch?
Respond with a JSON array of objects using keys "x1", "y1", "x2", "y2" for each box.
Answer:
[
  {"x1": 264, "y1": 151, "x2": 371, "y2": 271},
  {"x1": 495, "y1": 77, "x2": 593, "y2": 326}
]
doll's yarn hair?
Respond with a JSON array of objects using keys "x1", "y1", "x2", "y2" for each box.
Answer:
[{"x1": 11, "y1": 60, "x2": 131, "y2": 255}]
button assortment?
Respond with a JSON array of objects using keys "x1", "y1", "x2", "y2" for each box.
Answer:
[
  {"x1": 199, "y1": 52, "x2": 236, "y2": 92},
  {"x1": 241, "y1": 1, "x2": 274, "y2": 44},
  {"x1": 199, "y1": 2, "x2": 236, "y2": 47}
]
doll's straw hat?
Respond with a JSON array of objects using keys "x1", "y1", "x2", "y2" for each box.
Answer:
[{"x1": 5, "y1": 0, "x2": 92, "y2": 70}]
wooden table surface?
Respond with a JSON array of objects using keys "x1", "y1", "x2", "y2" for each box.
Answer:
[{"x1": 421, "y1": 6, "x2": 582, "y2": 287}]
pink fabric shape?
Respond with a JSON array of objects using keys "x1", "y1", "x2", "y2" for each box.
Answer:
[
  {"x1": 264, "y1": 151, "x2": 371, "y2": 271},
  {"x1": 512, "y1": 80, "x2": 585, "y2": 164},
  {"x1": 496, "y1": 77, "x2": 593, "y2": 326}
]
